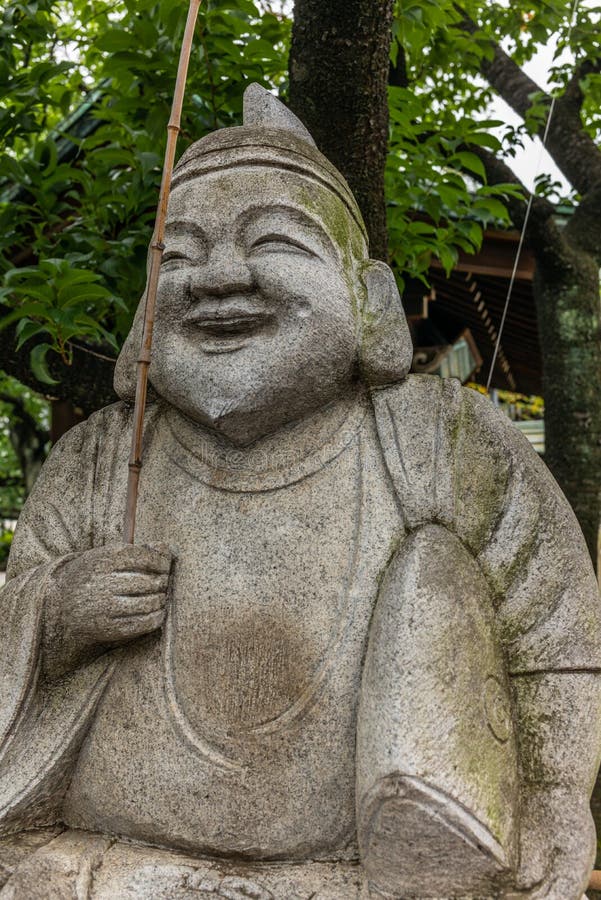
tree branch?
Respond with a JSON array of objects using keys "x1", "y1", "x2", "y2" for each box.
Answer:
[
  {"x1": 456, "y1": 9, "x2": 550, "y2": 122},
  {"x1": 562, "y1": 59, "x2": 601, "y2": 112},
  {"x1": 465, "y1": 144, "x2": 568, "y2": 272},
  {"x1": 456, "y1": 8, "x2": 601, "y2": 196},
  {"x1": 565, "y1": 178, "x2": 601, "y2": 263},
  {"x1": 550, "y1": 59, "x2": 601, "y2": 196}
]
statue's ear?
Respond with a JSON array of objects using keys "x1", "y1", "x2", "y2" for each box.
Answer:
[
  {"x1": 359, "y1": 260, "x2": 413, "y2": 386},
  {"x1": 114, "y1": 294, "x2": 145, "y2": 402},
  {"x1": 114, "y1": 244, "x2": 159, "y2": 402}
]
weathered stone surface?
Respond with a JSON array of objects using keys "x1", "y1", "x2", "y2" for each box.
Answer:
[
  {"x1": 358, "y1": 525, "x2": 518, "y2": 897},
  {"x1": 1, "y1": 829, "x2": 377, "y2": 899},
  {"x1": 1, "y1": 84, "x2": 600, "y2": 899}
]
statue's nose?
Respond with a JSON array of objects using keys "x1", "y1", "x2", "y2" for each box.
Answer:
[{"x1": 189, "y1": 246, "x2": 254, "y2": 298}]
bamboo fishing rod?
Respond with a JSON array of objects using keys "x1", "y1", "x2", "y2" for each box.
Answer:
[{"x1": 124, "y1": 0, "x2": 202, "y2": 544}]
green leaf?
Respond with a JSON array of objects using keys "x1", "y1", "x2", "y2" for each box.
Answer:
[
  {"x1": 58, "y1": 283, "x2": 112, "y2": 307},
  {"x1": 473, "y1": 197, "x2": 510, "y2": 223},
  {"x1": 0, "y1": 302, "x2": 50, "y2": 330},
  {"x1": 30, "y1": 343, "x2": 59, "y2": 385},
  {"x1": 15, "y1": 319, "x2": 48, "y2": 351},
  {"x1": 437, "y1": 244, "x2": 458, "y2": 276},
  {"x1": 436, "y1": 183, "x2": 459, "y2": 206},
  {"x1": 41, "y1": 139, "x2": 58, "y2": 177},
  {"x1": 454, "y1": 151, "x2": 487, "y2": 181},
  {"x1": 466, "y1": 132, "x2": 502, "y2": 152},
  {"x1": 5, "y1": 285, "x2": 54, "y2": 303},
  {"x1": 95, "y1": 29, "x2": 139, "y2": 53}
]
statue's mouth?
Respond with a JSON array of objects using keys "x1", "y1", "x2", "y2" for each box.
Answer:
[{"x1": 184, "y1": 307, "x2": 275, "y2": 353}]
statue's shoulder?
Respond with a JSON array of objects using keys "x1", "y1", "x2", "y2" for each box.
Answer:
[
  {"x1": 47, "y1": 400, "x2": 133, "y2": 462},
  {"x1": 86, "y1": 399, "x2": 134, "y2": 431},
  {"x1": 371, "y1": 374, "x2": 462, "y2": 425},
  {"x1": 372, "y1": 374, "x2": 538, "y2": 466},
  {"x1": 370, "y1": 376, "x2": 463, "y2": 531},
  {"x1": 370, "y1": 374, "x2": 547, "y2": 535},
  {"x1": 370, "y1": 374, "x2": 470, "y2": 473},
  {"x1": 77, "y1": 400, "x2": 163, "y2": 469},
  {"x1": 66, "y1": 400, "x2": 163, "y2": 449}
]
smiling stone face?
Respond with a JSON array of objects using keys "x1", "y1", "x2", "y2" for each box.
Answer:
[{"x1": 148, "y1": 165, "x2": 367, "y2": 445}]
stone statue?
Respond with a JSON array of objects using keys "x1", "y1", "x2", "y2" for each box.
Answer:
[{"x1": 1, "y1": 84, "x2": 600, "y2": 900}]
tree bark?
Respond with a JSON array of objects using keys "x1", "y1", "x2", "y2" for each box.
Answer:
[
  {"x1": 288, "y1": 0, "x2": 394, "y2": 261},
  {"x1": 468, "y1": 145, "x2": 601, "y2": 566},
  {"x1": 535, "y1": 256, "x2": 601, "y2": 569},
  {"x1": 458, "y1": 10, "x2": 601, "y2": 196},
  {"x1": 537, "y1": 200, "x2": 601, "y2": 568}
]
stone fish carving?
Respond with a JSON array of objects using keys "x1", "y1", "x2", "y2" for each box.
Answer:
[{"x1": 0, "y1": 84, "x2": 600, "y2": 900}]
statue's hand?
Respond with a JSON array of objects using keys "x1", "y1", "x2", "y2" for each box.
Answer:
[
  {"x1": 505, "y1": 789, "x2": 594, "y2": 900},
  {"x1": 43, "y1": 543, "x2": 173, "y2": 678}
]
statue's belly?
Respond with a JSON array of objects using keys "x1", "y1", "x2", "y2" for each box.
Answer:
[
  {"x1": 167, "y1": 486, "x2": 359, "y2": 746},
  {"x1": 63, "y1": 425, "x2": 401, "y2": 858},
  {"x1": 64, "y1": 633, "x2": 361, "y2": 858}
]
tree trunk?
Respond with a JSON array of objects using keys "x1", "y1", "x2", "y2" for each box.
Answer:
[
  {"x1": 288, "y1": 0, "x2": 394, "y2": 261},
  {"x1": 50, "y1": 400, "x2": 86, "y2": 444},
  {"x1": 467, "y1": 146, "x2": 601, "y2": 570},
  {"x1": 534, "y1": 246, "x2": 601, "y2": 570}
]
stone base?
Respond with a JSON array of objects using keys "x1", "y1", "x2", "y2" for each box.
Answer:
[
  {"x1": 3, "y1": 828, "x2": 587, "y2": 899},
  {"x1": 0, "y1": 829, "x2": 377, "y2": 900}
]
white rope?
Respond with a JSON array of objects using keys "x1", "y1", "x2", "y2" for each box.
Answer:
[{"x1": 485, "y1": 0, "x2": 581, "y2": 392}]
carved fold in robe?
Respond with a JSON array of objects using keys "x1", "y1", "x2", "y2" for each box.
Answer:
[{"x1": 1, "y1": 376, "x2": 600, "y2": 877}]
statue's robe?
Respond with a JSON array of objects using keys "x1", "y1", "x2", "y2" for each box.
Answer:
[{"x1": 1, "y1": 376, "x2": 600, "y2": 896}]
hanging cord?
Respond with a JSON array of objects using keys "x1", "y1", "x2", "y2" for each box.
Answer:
[{"x1": 486, "y1": 0, "x2": 581, "y2": 392}]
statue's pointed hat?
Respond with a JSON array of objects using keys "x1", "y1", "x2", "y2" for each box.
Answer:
[{"x1": 170, "y1": 83, "x2": 367, "y2": 241}]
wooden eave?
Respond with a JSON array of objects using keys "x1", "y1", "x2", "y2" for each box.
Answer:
[{"x1": 403, "y1": 229, "x2": 541, "y2": 395}]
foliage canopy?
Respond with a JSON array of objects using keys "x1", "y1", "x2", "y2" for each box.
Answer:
[
  {"x1": 0, "y1": 0, "x2": 290, "y2": 378},
  {"x1": 2, "y1": 0, "x2": 598, "y2": 377}
]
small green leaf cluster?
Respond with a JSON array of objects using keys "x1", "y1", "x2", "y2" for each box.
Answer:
[
  {"x1": 0, "y1": 529, "x2": 12, "y2": 568},
  {"x1": 0, "y1": 371, "x2": 49, "y2": 525},
  {"x1": 386, "y1": 82, "x2": 522, "y2": 284},
  {"x1": 0, "y1": 259, "x2": 121, "y2": 382},
  {"x1": 387, "y1": 0, "x2": 599, "y2": 283}
]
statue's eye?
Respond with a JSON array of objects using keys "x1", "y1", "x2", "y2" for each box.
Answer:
[
  {"x1": 249, "y1": 235, "x2": 315, "y2": 257},
  {"x1": 162, "y1": 250, "x2": 192, "y2": 267}
]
